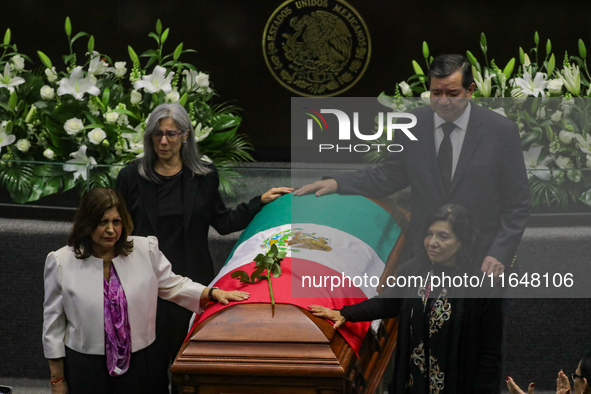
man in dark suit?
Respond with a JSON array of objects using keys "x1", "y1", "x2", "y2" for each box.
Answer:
[{"x1": 295, "y1": 54, "x2": 531, "y2": 279}]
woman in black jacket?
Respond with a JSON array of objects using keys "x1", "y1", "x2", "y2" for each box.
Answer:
[
  {"x1": 116, "y1": 103, "x2": 291, "y2": 393},
  {"x1": 309, "y1": 203, "x2": 503, "y2": 393}
]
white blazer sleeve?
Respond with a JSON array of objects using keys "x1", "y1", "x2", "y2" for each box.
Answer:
[
  {"x1": 42, "y1": 251, "x2": 67, "y2": 359},
  {"x1": 147, "y1": 236, "x2": 206, "y2": 312}
]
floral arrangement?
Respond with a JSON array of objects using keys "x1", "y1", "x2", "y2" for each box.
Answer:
[
  {"x1": 0, "y1": 18, "x2": 253, "y2": 204},
  {"x1": 378, "y1": 33, "x2": 591, "y2": 211}
]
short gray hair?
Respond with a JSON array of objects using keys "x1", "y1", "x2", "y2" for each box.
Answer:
[{"x1": 138, "y1": 103, "x2": 210, "y2": 183}]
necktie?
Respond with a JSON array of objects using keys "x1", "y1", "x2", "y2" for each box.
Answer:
[{"x1": 438, "y1": 122, "x2": 455, "y2": 194}]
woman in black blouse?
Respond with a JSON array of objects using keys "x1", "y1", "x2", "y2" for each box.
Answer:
[
  {"x1": 309, "y1": 204, "x2": 503, "y2": 393},
  {"x1": 116, "y1": 103, "x2": 290, "y2": 393}
]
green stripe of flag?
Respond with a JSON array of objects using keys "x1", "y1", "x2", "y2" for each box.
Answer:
[{"x1": 225, "y1": 194, "x2": 400, "y2": 264}]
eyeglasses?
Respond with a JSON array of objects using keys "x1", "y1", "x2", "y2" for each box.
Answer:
[
  {"x1": 152, "y1": 129, "x2": 185, "y2": 141},
  {"x1": 572, "y1": 372, "x2": 583, "y2": 382}
]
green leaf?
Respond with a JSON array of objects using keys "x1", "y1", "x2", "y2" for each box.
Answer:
[
  {"x1": 579, "y1": 39, "x2": 587, "y2": 60},
  {"x1": 37, "y1": 51, "x2": 53, "y2": 69},
  {"x1": 277, "y1": 252, "x2": 287, "y2": 260},
  {"x1": 8, "y1": 92, "x2": 17, "y2": 110},
  {"x1": 179, "y1": 92, "x2": 188, "y2": 107},
  {"x1": 253, "y1": 253, "x2": 264, "y2": 262},
  {"x1": 173, "y1": 42, "x2": 183, "y2": 61},
  {"x1": 580, "y1": 188, "x2": 591, "y2": 207},
  {"x1": 65, "y1": 16, "x2": 72, "y2": 37},
  {"x1": 250, "y1": 267, "x2": 265, "y2": 283},
  {"x1": 412, "y1": 60, "x2": 424, "y2": 76},
  {"x1": 148, "y1": 32, "x2": 160, "y2": 43},
  {"x1": 161, "y1": 28, "x2": 170, "y2": 45},
  {"x1": 503, "y1": 58, "x2": 515, "y2": 80},
  {"x1": 271, "y1": 264, "x2": 281, "y2": 278},
  {"x1": 480, "y1": 32, "x2": 487, "y2": 47},
  {"x1": 33, "y1": 164, "x2": 66, "y2": 177},
  {"x1": 88, "y1": 35, "x2": 95, "y2": 54},
  {"x1": 269, "y1": 244, "x2": 278, "y2": 258},
  {"x1": 230, "y1": 270, "x2": 252, "y2": 283},
  {"x1": 422, "y1": 41, "x2": 429, "y2": 60},
  {"x1": 547, "y1": 54, "x2": 555, "y2": 77},
  {"x1": 155, "y1": 19, "x2": 162, "y2": 35},
  {"x1": 545, "y1": 125, "x2": 554, "y2": 142},
  {"x1": 3, "y1": 28, "x2": 10, "y2": 45},
  {"x1": 128, "y1": 46, "x2": 139, "y2": 65},
  {"x1": 466, "y1": 50, "x2": 479, "y2": 69},
  {"x1": 102, "y1": 87, "x2": 110, "y2": 109},
  {"x1": 70, "y1": 32, "x2": 88, "y2": 46}
]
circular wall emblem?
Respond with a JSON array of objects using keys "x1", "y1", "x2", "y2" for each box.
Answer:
[{"x1": 263, "y1": 0, "x2": 371, "y2": 96}]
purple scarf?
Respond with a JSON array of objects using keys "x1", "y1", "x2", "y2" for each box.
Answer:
[{"x1": 104, "y1": 264, "x2": 131, "y2": 376}]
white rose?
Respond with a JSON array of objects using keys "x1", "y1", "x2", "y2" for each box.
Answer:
[
  {"x1": 45, "y1": 67, "x2": 58, "y2": 83},
  {"x1": 555, "y1": 156, "x2": 573, "y2": 169},
  {"x1": 550, "y1": 110, "x2": 562, "y2": 123},
  {"x1": 64, "y1": 118, "x2": 84, "y2": 135},
  {"x1": 11, "y1": 55, "x2": 25, "y2": 71},
  {"x1": 104, "y1": 111, "x2": 119, "y2": 124},
  {"x1": 166, "y1": 90, "x2": 180, "y2": 103},
  {"x1": 558, "y1": 130, "x2": 574, "y2": 144},
  {"x1": 40, "y1": 85, "x2": 55, "y2": 100},
  {"x1": 399, "y1": 81, "x2": 412, "y2": 97},
  {"x1": 196, "y1": 72, "x2": 209, "y2": 88},
  {"x1": 114, "y1": 62, "x2": 127, "y2": 78},
  {"x1": 87, "y1": 128, "x2": 107, "y2": 145},
  {"x1": 16, "y1": 139, "x2": 30, "y2": 152},
  {"x1": 547, "y1": 79, "x2": 563, "y2": 95},
  {"x1": 43, "y1": 148, "x2": 55, "y2": 159},
  {"x1": 420, "y1": 90, "x2": 430, "y2": 104},
  {"x1": 130, "y1": 90, "x2": 142, "y2": 105}
]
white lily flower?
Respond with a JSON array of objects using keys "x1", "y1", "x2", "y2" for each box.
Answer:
[
  {"x1": 510, "y1": 68, "x2": 548, "y2": 97},
  {"x1": 0, "y1": 130, "x2": 16, "y2": 153},
  {"x1": 133, "y1": 65, "x2": 173, "y2": 94},
  {"x1": 57, "y1": 66, "x2": 100, "y2": 100},
  {"x1": 45, "y1": 67, "x2": 58, "y2": 83},
  {"x1": 63, "y1": 145, "x2": 97, "y2": 181},
  {"x1": 523, "y1": 145, "x2": 553, "y2": 181},
  {"x1": 0, "y1": 63, "x2": 25, "y2": 93},
  {"x1": 575, "y1": 134, "x2": 591, "y2": 154},
  {"x1": 558, "y1": 64, "x2": 581, "y2": 96},
  {"x1": 88, "y1": 51, "x2": 108, "y2": 76},
  {"x1": 473, "y1": 67, "x2": 493, "y2": 97},
  {"x1": 194, "y1": 122, "x2": 212, "y2": 142}
]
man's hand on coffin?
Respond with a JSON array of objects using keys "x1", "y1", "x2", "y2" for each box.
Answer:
[
  {"x1": 293, "y1": 179, "x2": 338, "y2": 197},
  {"x1": 307, "y1": 304, "x2": 346, "y2": 329},
  {"x1": 261, "y1": 187, "x2": 294, "y2": 204}
]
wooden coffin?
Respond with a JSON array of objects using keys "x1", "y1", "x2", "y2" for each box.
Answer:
[
  {"x1": 172, "y1": 198, "x2": 409, "y2": 393},
  {"x1": 172, "y1": 303, "x2": 398, "y2": 394}
]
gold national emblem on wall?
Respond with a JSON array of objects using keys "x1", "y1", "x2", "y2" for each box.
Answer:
[{"x1": 263, "y1": 0, "x2": 371, "y2": 96}]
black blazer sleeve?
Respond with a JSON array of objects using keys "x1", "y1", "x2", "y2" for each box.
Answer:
[{"x1": 206, "y1": 166, "x2": 264, "y2": 235}]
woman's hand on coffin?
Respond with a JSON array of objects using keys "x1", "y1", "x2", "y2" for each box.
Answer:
[
  {"x1": 307, "y1": 304, "x2": 346, "y2": 329},
  {"x1": 212, "y1": 289, "x2": 250, "y2": 305},
  {"x1": 261, "y1": 187, "x2": 294, "y2": 204}
]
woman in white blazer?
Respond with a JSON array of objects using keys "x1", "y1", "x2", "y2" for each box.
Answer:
[{"x1": 42, "y1": 187, "x2": 249, "y2": 394}]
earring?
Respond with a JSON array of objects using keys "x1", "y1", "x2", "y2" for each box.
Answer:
[{"x1": 182, "y1": 140, "x2": 186, "y2": 144}]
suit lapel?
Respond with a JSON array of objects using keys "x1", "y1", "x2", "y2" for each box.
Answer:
[
  {"x1": 449, "y1": 104, "x2": 485, "y2": 195},
  {"x1": 182, "y1": 168, "x2": 199, "y2": 235},
  {"x1": 417, "y1": 109, "x2": 447, "y2": 197},
  {"x1": 137, "y1": 174, "x2": 159, "y2": 232}
]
